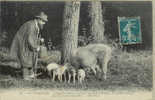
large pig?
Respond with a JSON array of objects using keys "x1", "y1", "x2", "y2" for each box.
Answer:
[
  {"x1": 71, "y1": 43, "x2": 112, "y2": 80},
  {"x1": 71, "y1": 47, "x2": 98, "y2": 75}
]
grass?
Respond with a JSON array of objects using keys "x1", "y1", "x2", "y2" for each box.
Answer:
[
  {"x1": 108, "y1": 48, "x2": 152, "y2": 89},
  {"x1": 0, "y1": 77, "x2": 150, "y2": 91},
  {"x1": 0, "y1": 47, "x2": 153, "y2": 91}
]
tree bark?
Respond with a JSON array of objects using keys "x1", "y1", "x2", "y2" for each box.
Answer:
[
  {"x1": 62, "y1": 1, "x2": 80, "y2": 63},
  {"x1": 88, "y1": 1, "x2": 106, "y2": 43}
]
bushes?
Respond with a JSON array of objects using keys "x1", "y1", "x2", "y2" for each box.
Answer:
[
  {"x1": 0, "y1": 47, "x2": 19, "y2": 68},
  {"x1": 108, "y1": 49, "x2": 152, "y2": 88},
  {"x1": 38, "y1": 50, "x2": 61, "y2": 65}
]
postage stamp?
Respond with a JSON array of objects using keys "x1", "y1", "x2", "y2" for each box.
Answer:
[{"x1": 118, "y1": 16, "x2": 142, "y2": 44}]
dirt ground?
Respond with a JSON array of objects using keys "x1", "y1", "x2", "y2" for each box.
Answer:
[{"x1": 0, "y1": 88, "x2": 152, "y2": 100}]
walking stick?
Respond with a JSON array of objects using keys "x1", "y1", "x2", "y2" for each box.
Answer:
[
  {"x1": 33, "y1": 34, "x2": 41, "y2": 79},
  {"x1": 34, "y1": 50, "x2": 39, "y2": 79}
]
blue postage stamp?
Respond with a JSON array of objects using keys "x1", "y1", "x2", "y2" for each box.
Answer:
[{"x1": 118, "y1": 17, "x2": 142, "y2": 44}]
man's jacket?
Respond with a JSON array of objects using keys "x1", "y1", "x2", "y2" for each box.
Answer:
[{"x1": 10, "y1": 20, "x2": 40, "y2": 68}]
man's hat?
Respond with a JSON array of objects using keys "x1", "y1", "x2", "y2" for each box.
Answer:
[{"x1": 35, "y1": 12, "x2": 48, "y2": 22}]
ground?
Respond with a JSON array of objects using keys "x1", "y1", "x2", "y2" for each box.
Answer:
[
  {"x1": 0, "y1": 78, "x2": 153, "y2": 100},
  {"x1": 0, "y1": 87, "x2": 152, "y2": 100}
]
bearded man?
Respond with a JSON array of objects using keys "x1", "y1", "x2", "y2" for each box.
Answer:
[{"x1": 10, "y1": 12, "x2": 48, "y2": 80}]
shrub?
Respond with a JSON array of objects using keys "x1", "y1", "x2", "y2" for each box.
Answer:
[{"x1": 108, "y1": 48, "x2": 152, "y2": 88}]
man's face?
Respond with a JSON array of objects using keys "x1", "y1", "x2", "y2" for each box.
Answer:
[{"x1": 38, "y1": 19, "x2": 46, "y2": 30}]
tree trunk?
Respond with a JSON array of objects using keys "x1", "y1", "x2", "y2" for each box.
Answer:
[
  {"x1": 62, "y1": 1, "x2": 80, "y2": 63},
  {"x1": 88, "y1": 1, "x2": 106, "y2": 43}
]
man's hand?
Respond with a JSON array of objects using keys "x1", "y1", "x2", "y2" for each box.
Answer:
[
  {"x1": 36, "y1": 47, "x2": 40, "y2": 52},
  {"x1": 40, "y1": 38, "x2": 44, "y2": 43}
]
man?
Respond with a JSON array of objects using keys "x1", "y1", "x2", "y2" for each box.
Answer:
[{"x1": 10, "y1": 12, "x2": 48, "y2": 80}]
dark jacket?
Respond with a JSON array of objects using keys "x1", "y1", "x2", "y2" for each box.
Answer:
[{"x1": 10, "y1": 20, "x2": 40, "y2": 68}]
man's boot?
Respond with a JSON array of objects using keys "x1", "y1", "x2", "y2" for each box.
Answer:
[
  {"x1": 29, "y1": 68, "x2": 36, "y2": 79},
  {"x1": 23, "y1": 68, "x2": 30, "y2": 80},
  {"x1": 23, "y1": 68, "x2": 35, "y2": 80}
]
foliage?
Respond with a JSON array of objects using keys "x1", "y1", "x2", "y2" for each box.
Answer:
[
  {"x1": 108, "y1": 49, "x2": 152, "y2": 88},
  {"x1": 0, "y1": 31, "x2": 8, "y2": 46},
  {"x1": 0, "y1": 47, "x2": 11, "y2": 61},
  {"x1": 78, "y1": 35, "x2": 94, "y2": 46}
]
